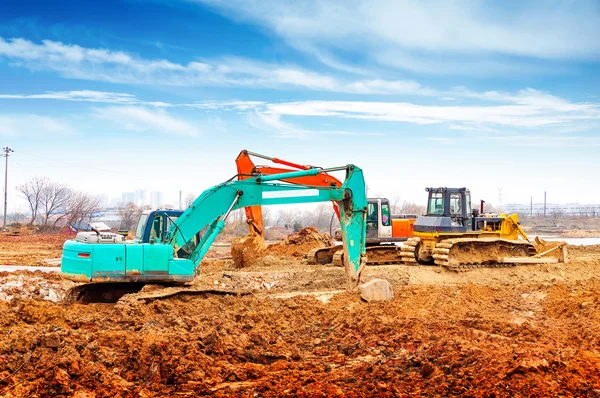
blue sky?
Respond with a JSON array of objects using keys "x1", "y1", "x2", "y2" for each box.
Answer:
[{"x1": 1, "y1": 0, "x2": 599, "y2": 212}]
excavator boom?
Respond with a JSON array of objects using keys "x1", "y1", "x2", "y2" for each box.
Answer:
[{"x1": 235, "y1": 150, "x2": 342, "y2": 236}]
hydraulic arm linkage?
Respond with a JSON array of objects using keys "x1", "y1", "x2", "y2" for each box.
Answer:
[
  {"x1": 62, "y1": 165, "x2": 367, "y2": 289},
  {"x1": 235, "y1": 150, "x2": 342, "y2": 236}
]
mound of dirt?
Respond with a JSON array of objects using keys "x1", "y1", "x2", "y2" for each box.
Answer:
[
  {"x1": 267, "y1": 227, "x2": 333, "y2": 258},
  {"x1": 231, "y1": 228, "x2": 333, "y2": 268},
  {"x1": 231, "y1": 234, "x2": 268, "y2": 268}
]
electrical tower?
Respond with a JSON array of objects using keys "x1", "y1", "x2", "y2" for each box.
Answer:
[{"x1": 3, "y1": 147, "x2": 14, "y2": 227}]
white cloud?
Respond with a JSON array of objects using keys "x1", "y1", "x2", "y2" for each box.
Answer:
[
  {"x1": 0, "y1": 37, "x2": 435, "y2": 95},
  {"x1": 194, "y1": 0, "x2": 600, "y2": 74},
  {"x1": 247, "y1": 111, "x2": 384, "y2": 139},
  {"x1": 0, "y1": 90, "x2": 171, "y2": 107},
  {"x1": 263, "y1": 90, "x2": 600, "y2": 128},
  {"x1": 0, "y1": 114, "x2": 77, "y2": 136},
  {"x1": 94, "y1": 106, "x2": 201, "y2": 136}
]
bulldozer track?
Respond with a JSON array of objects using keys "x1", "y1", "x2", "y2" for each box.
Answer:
[
  {"x1": 399, "y1": 237, "x2": 420, "y2": 265},
  {"x1": 432, "y1": 238, "x2": 538, "y2": 272}
]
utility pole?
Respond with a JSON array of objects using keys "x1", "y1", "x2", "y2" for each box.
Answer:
[
  {"x1": 3, "y1": 147, "x2": 14, "y2": 227},
  {"x1": 179, "y1": 191, "x2": 182, "y2": 210}
]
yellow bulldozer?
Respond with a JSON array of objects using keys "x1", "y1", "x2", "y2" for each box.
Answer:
[{"x1": 399, "y1": 187, "x2": 567, "y2": 271}]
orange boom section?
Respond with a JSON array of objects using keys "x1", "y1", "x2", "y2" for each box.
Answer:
[{"x1": 235, "y1": 150, "x2": 342, "y2": 237}]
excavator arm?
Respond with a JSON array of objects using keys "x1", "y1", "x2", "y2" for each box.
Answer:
[
  {"x1": 235, "y1": 150, "x2": 342, "y2": 236},
  {"x1": 168, "y1": 165, "x2": 367, "y2": 287}
]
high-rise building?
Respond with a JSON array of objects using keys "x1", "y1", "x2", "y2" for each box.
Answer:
[
  {"x1": 150, "y1": 191, "x2": 164, "y2": 209},
  {"x1": 121, "y1": 192, "x2": 135, "y2": 204},
  {"x1": 135, "y1": 190, "x2": 147, "y2": 206}
]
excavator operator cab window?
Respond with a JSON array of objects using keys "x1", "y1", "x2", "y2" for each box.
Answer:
[
  {"x1": 449, "y1": 193, "x2": 463, "y2": 216},
  {"x1": 381, "y1": 203, "x2": 391, "y2": 226},
  {"x1": 150, "y1": 215, "x2": 164, "y2": 243},
  {"x1": 134, "y1": 213, "x2": 149, "y2": 241},
  {"x1": 428, "y1": 193, "x2": 444, "y2": 215},
  {"x1": 367, "y1": 203, "x2": 378, "y2": 229}
]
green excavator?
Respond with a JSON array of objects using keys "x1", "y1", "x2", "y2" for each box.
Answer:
[{"x1": 61, "y1": 162, "x2": 368, "y2": 299}]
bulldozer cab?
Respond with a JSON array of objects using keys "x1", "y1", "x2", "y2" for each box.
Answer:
[{"x1": 425, "y1": 188, "x2": 471, "y2": 228}]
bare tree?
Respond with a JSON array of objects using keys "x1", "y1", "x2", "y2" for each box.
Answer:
[
  {"x1": 16, "y1": 177, "x2": 47, "y2": 224},
  {"x1": 261, "y1": 207, "x2": 272, "y2": 226},
  {"x1": 39, "y1": 181, "x2": 71, "y2": 226},
  {"x1": 305, "y1": 203, "x2": 334, "y2": 231},
  {"x1": 118, "y1": 202, "x2": 142, "y2": 232},
  {"x1": 398, "y1": 201, "x2": 426, "y2": 216},
  {"x1": 7, "y1": 212, "x2": 26, "y2": 224},
  {"x1": 184, "y1": 193, "x2": 196, "y2": 208},
  {"x1": 66, "y1": 192, "x2": 102, "y2": 228},
  {"x1": 276, "y1": 209, "x2": 295, "y2": 228}
]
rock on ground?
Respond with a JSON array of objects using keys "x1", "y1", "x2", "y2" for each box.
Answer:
[{"x1": 359, "y1": 278, "x2": 394, "y2": 301}]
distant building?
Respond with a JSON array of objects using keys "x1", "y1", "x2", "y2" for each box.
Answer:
[
  {"x1": 150, "y1": 191, "x2": 164, "y2": 209},
  {"x1": 504, "y1": 203, "x2": 600, "y2": 216},
  {"x1": 122, "y1": 192, "x2": 135, "y2": 204},
  {"x1": 135, "y1": 190, "x2": 147, "y2": 206}
]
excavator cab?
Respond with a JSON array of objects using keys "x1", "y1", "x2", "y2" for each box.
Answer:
[{"x1": 366, "y1": 198, "x2": 392, "y2": 240}]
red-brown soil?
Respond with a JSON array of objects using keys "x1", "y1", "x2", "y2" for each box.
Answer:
[
  {"x1": 0, "y1": 231, "x2": 69, "y2": 266},
  {"x1": 0, "y1": 239, "x2": 598, "y2": 396}
]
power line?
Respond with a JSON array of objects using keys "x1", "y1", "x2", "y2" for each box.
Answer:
[{"x1": 3, "y1": 147, "x2": 14, "y2": 227}]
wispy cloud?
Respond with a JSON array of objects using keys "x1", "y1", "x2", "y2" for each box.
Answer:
[
  {"x1": 94, "y1": 106, "x2": 201, "y2": 136},
  {"x1": 194, "y1": 0, "x2": 600, "y2": 75},
  {"x1": 0, "y1": 90, "x2": 171, "y2": 107},
  {"x1": 0, "y1": 37, "x2": 436, "y2": 95},
  {"x1": 247, "y1": 111, "x2": 384, "y2": 139},
  {"x1": 263, "y1": 90, "x2": 600, "y2": 129},
  {"x1": 0, "y1": 114, "x2": 77, "y2": 136}
]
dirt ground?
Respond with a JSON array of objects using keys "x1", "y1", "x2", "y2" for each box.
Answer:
[
  {"x1": 561, "y1": 230, "x2": 600, "y2": 238},
  {"x1": 0, "y1": 231, "x2": 69, "y2": 266},
  {"x1": 0, "y1": 239, "x2": 599, "y2": 396}
]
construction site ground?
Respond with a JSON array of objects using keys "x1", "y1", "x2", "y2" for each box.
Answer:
[{"x1": 0, "y1": 232, "x2": 599, "y2": 396}]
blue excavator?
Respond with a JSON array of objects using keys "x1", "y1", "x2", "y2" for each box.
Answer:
[{"x1": 61, "y1": 162, "x2": 368, "y2": 299}]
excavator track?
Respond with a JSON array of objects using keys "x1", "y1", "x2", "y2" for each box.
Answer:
[
  {"x1": 307, "y1": 245, "x2": 343, "y2": 265},
  {"x1": 331, "y1": 243, "x2": 414, "y2": 267},
  {"x1": 432, "y1": 238, "x2": 538, "y2": 272}
]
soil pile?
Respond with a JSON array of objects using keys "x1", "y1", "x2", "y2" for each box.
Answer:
[
  {"x1": 231, "y1": 234, "x2": 267, "y2": 268},
  {"x1": 231, "y1": 228, "x2": 333, "y2": 268},
  {"x1": 267, "y1": 227, "x2": 333, "y2": 258}
]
